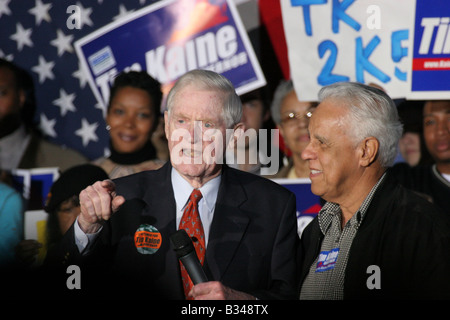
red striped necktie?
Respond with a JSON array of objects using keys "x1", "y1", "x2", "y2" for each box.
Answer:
[{"x1": 178, "y1": 189, "x2": 205, "y2": 299}]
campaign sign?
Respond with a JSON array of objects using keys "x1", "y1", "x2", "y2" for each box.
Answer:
[
  {"x1": 11, "y1": 168, "x2": 60, "y2": 211},
  {"x1": 281, "y1": 0, "x2": 414, "y2": 101},
  {"x1": 11, "y1": 168, "x2": 59, "y2": 267},
  {"x1": 74, "y1": 0, "x2": 266, "y2": 110},
  {"x1": 272, "y1": 178, "x2": 322, "y2": 236},
  {"x1": 24, "y1": 209, "x2": 48, "y2": 267},
  {"x1": 410, "y1": 0, "x2": 450, "y2": 99}
]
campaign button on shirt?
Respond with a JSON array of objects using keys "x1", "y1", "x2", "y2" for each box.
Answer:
[{"x1": 316, "y1": 248, "x2": 340, "y2": 272}]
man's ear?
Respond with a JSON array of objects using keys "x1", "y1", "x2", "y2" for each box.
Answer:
[
  {"x1": 359, "y1": 137, "x2": 379, "y2": 167},
  {"x1": 18, "y1": 89, "x2": 26, "y2": 109},
  {"x1": 234, "y1": 122, "x2": 245, "y2": 132},
  {"x1": 227, "y1": 122, "x2": 245, "y2": 149}
]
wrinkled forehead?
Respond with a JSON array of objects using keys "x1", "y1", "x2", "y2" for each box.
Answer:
[
  {"x1": 313, "y1": 98, "x2": 350, "y2": 122},
  {"x1": 309, "y1": 100, "x2": 350, "y2": 134},
  {"x1": 170, "y1": 88, "x2": 225, "y2": 120},
  {"x1": 174, "y1": 83, "x2": 224, "y2": 105},
  {"x1": 175, "y1": 89, "x2": 221, "y2": 107}
]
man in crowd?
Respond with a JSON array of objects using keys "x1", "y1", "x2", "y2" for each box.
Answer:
[
  {"x1": 299, "y1": 82, "x2": 450, "y2": 299},
  {"x1": 392, "y1": 100, "x2": 449, "y2": 211},
  {"x1": 0, "y1": 58, "x2": 87, "y2": 172}
]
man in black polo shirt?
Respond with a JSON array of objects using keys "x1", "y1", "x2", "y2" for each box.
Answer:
[{"x1": 298, "y1": 82, "x2": 450, "y2": 300}]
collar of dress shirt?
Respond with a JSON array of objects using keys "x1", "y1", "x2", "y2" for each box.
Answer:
[
  {"x1": 317, "y1": 172, "x2": 387, "y2": 235},
  {"x1": 171, "y1": 167, "x2": 221, "y2": 239},
  {"x1": 171, "y1": 167, "x2": 221, "y2": 210}
]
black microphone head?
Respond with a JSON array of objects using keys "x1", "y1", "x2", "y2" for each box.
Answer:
[{"x1": 170, "y1": 229, "x2": 195, "y2": 258}]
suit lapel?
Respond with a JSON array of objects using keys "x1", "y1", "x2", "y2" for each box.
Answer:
[
  {"x1": 205, "y1": 166, "x2": 249, "y2": 281},
  {"x1": 142, "y1": 162, "x2": 177, "y2": 231},
  {"x1": 141, "y1": 163, "x2": 184, "y2": 298},
  {"x1": 140, "y1": 164, "x2": 250, "y2": 293}
]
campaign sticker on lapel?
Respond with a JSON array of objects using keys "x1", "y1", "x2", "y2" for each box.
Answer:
[
  {"x1": 134, "y1": 224, "x2": 162, "y2": 254},
  {"x1": 316, "y1": 248, "x2": 340, "y2": 272}
]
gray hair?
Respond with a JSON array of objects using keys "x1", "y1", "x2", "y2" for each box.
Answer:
[
  {"x1": 270, "y1": 79, "x2": 294, "y2": 125},
  {"x1": 166, "y1": 69, "x2": 242, "y2": 128},
  {"x1": 318, "y1": 82, "x2": 403, "y2": 168}
]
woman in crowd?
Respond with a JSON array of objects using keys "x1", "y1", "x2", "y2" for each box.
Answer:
[
  {"x1": 226, "y1": 87, "x2": 283, "y2": 176},
  {"x1": 270, "y1": 80, "x2": 317, "y2": 178},
  {"x1": 93, "y1": 71, "x2": 168, "y2": 179}
]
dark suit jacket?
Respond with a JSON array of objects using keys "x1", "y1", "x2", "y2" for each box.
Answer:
[{"x1": 46, "y1": 162, "x2": 299, "y2": 300}]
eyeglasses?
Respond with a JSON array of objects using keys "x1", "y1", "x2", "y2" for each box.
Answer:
[{"x1": 280, "y1": 110, "x2": 314, "y2": 126}]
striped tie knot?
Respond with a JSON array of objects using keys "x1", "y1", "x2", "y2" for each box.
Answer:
[{"x1": 190, "y1": 189, "x2": 202, "y2": 204}]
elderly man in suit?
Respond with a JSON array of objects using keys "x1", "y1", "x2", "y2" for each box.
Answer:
[{"x1": 47, "y1": 69, "x2": 299, "y2": 300}]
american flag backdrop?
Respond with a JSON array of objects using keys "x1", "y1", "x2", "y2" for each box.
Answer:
[
  {"x1": 0, "y1": 0, "x2": 284, "y2": 161},
  {"x1": 0, "y1": 0, "x2": 167, "y2": 161}
]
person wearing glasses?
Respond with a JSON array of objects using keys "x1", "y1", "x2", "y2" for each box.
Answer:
[{"x1": 270, "y1": 80, "x2": 318, "y2": 178}]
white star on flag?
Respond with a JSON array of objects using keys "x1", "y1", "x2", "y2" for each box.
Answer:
[
  {"x1": 113, "y1": 4, "x2": 135, "y2": 21},
  {"x1": 51, "y1": 29, "x2": 74, "y2": 56},
  {"x1": 0, "y1": 49, "x2": 14, "y2": 61},
  {"x1": 0, "y1": 0, "x2": 164, "y2": 161},
  {"x1": 76, "y1": 1, "x2": 94, "y2": 28},
  {"x1": 75, "y1": 118, "x2": 99, "y2": 147},
  {"x1": 72, "y1": 61, "x2": 89, "y2": 89},
  {"x1": 95, "y1": 101, "x2": 107, "y2": 118},
  {"x1": 0, "y1": 0, "x2": 11, "y2": 18},
  {"x1": 53, "y1": 89, "x2": 77, "y2": 116},
  {"x1": 10, "y1": 23, "x2": 33, "y2": 51},
  {"x1": 32, "y1": 55, "x2": 55, "y2": 83},
  {"x1": 28, "y1": 0, "x2": 52, "y2": 26},
  {"x1": 39, "y1": 113, "x2": 57, "y2": 138}
]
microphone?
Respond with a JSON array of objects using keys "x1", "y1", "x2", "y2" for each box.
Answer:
[{"x1": 170, "y1": 229, "x2": 208, "y2": 285}]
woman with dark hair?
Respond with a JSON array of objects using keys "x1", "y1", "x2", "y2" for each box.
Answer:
[
  {"x1": 93, "y1": 71, "x2": 168, "y2": 178},
  {"x1": 270, "y1": 79, "x2": 318, "y2": 178}
]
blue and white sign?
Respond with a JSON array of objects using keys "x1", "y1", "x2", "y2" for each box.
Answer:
[
  {"x1": 410, "y1": 0, "x2": 450, "y2": 99},
  {"x1": 281, "y1": 0, "x2": 414, "y2": 101},
  {"x1": 272, "y1": 178, "x2": 322, "y2": 237},
  {"x1": 281, "y1": 0, "x2": 450, "y2": 101},
  {"x1": 11, "y1": 168, "x2": 60, "y2": 210},
  {"x1": 74, "y1": 0, "x2": 266, "y2": 111}
]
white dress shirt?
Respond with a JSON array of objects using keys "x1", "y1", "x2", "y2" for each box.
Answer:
[{"x1": 172, "y1": 167, "x2": 220, "y2": 248}]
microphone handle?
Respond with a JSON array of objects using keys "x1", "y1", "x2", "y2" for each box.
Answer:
[{"x1": 179, "y1": 251, "x2": 208, "y2": 284}]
